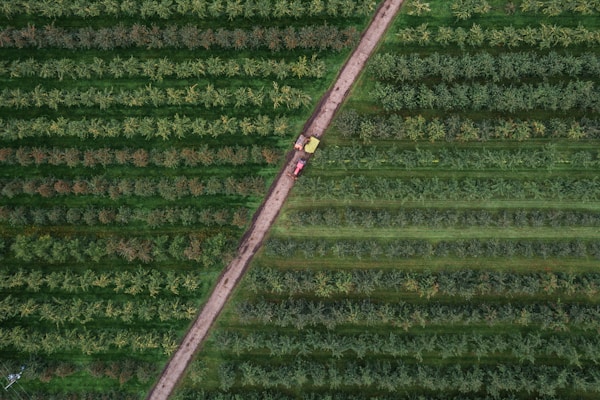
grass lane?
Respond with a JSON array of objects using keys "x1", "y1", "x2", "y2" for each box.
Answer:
[{"x1": 271, "y1": 225, "x2": 600, "y2": 240}]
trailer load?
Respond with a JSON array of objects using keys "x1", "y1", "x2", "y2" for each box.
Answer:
[
  {"x1": 293, "y1": 134, "x2": 320, "y2": 153},
  {"x1": 303, "y1": 136, "x2": 320, "y2": 154}
]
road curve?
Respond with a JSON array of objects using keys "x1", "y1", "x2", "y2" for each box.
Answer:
[{"x1": 146, "y1": 0, "x2": 405, "y2": 398}]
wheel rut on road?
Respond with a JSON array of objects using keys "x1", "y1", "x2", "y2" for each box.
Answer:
[{"x1": 146, "y1": 1, "x2": 405, "y2": 398}]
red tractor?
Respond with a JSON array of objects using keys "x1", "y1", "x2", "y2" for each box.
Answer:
[
  {"x1": 290, "y1": 158, "x2": 306, "y2": 179},
  {"x1": 290, "y1": 133, "x2": 319, "y2": 180}
]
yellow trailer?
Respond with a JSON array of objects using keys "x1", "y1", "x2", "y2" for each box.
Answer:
[{"x1": 303, "y1": 136, "x2": 320, "y2": 154}]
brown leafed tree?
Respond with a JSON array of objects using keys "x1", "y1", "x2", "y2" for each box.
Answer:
[
  {"x1": 95, "y1": 148, "x2": 114, "y2": 167},
  {"x1": 47, "y1": 148, "x2": 64, "y2": 166},
  {"x1": 30, "y1": 147, "x2": 47, "y2": 165},
  {"x1": 197, "y1": 146, "x2": 214, "y2": 165},
  {"x1": 117, "y1": 179, "x2": 134, "y2": 197},
  {"x1": 134, "y1": 179, "x2": 156, "y2": 197},
  {"x1": 83, "y1": 150, "x2": 98, "y2": 168},
  {"x1": 157, "y1": 178, "x2": 178, "y2": 201},
  {"x1": 53, "y1": 179, "x2": 71, "y2": 195},
  {"x1": 261, "y1": 147, "x2": 280, "y2": 164},
  {"x1": 89, "y1": 177, "x2": 109, "y2": 196},
  {"x1": 21, "y1": 180, "x2": 37, "y2": 195},
  {"x1": 181, "y1": 148, "x2": 199, "y2": 167},
  {"x1": 0, "y1": 148, "x2": 14, "y2": 163},
  {"x1": 72, "y1": 180, "x2": 89, "y2": 195},
  {"x1": 54, "y1": 362, "x2": 76, "y2": 378},
  {"x1": 163, "y1": 149, "x2": 180, "y2": 168},
  {"x1": 132, "y1": 148, "x2": 149, "y2": 167},
  {"x1": 184, "y1": 235, "x2": 203, "y2": 261},
  {"x1": 213, "y1": 208, "x2": 229, "y2": 225},
  {"x1": 174, "y1": 176, "x2": 189, "y2": 198},
  {"x1": 232, "y1": 208, "x2": 249, "y2": 228},
  {"x1": 232, "y1": 28, "x2": 248, "y2": 50},
  {"x1": 15, "y1": 147, "x2": 32, "y2": 166},
  {"x1": 37, "y1": 182, "x2": 55, "y2": 198},
  {"x1": 108, "y1": 184, "x2": 122, "y2": 201},
  {"x1": 130, "y1": 24, "x2": 150, "y2": 47},
  {"x1": 114, "y1": 149, "x2": 131, "y2": 165},
  {"x1": 98, "y1": 208, "x2": 116, "y2": 225},
  {"x1": 180, "y1": 24, "x2": 200, "y2": 49},
  {"x1": 199, "y1": 28, "x2": 215, "y2": 50},
  {"x1": 216, "y1": 146, "x2": 235, "y2": 163},
  {"x1": 63, "y1": 148, "x2": 81, "y2": 167},
  {"x1": 188, "y1": 178, "x2": 205, "y2": 197},
  {"x1": 229, "y1": 147, "x2": 248, "y2": 165}
]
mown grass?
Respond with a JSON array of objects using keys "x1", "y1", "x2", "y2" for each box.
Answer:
[{"x1": 272, "y1": 225, "x2": 600, "y2": 240}]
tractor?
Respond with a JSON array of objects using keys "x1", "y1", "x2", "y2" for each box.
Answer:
[
  {"x1": 289, "y1": 133, "x2": 320, "y2": 179},
  {"x1": 290, "y1": 158, "x2": 306, "y2": 179}
]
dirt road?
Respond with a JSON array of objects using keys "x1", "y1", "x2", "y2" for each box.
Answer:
[{"x1": 146, "y1": 1, "x2": 404, "y2": 398}]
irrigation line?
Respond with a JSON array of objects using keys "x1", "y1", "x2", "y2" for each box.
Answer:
[{"x1": 146, "y1": 0, "x2": 406, "y2": 398}]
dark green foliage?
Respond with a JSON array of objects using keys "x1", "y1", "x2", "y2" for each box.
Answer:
[
  {"x1": 395, "y1": 23, "x2": 600, "y2": 50},
  {"x1": 215, "y1": 359, "x2": 599, "y2": 397},
  {"x1": 298, "y1": 175, "x2": 600, "y2": 201},
  {"x1": 287, "y1": 207, "x2": 600, "y2": 228},
  {"x1": 313, "y1": 145, "x2": 600, "y2": 170},
  {"x1": 237, "y1": 297, "x2": 600, "y2": 331},
  {"x1": 0, "y1": 175, "x2": 265, "y2": 199},
  {"x1": 373, "y1": 81, "x2": 600, "y2": 113},
  {"x1": 0, "y1": 146, "x2": 281, "y2": 167},
  {"x1": 0, "y1": 205, "x2": 251, "y2": 228},
  {"x1": 215, "y1": 329, "x2": 600, "y2": 364},
  {"x1": 334, "y1": 112, "x2": 600, "y2": 141},
  {"x1": 0, "y1": 295, "x2": 197, "y2": 325},
  {"x1": 0, "y1": 116, "x2": 292, "y2": 140},
  {"x1": 0, "y1": 325, "x2": 179, "y2": 355},
  {"x1": 0, "y1": 24, "x2": 359, "y2": 51},
  {"x1": 266, "y1": 237, "x2": 599, "y2": 259},
  {"x1": 8, "y1": 233, "x2": 233, "y2": 264},
  {"x1": 0, "y1": 266, "x2": 209, "y2": 295},
  {"x1": 0, "y1": 55, "x2": 327, "y2": 81},
  {"x1": 369, "y1": 51, "x2": 600, "y2": 84},
  {"x1": 246, "y1": 267, "x2": 600, "y2": 299},
  {"x1": 1, "y1": 0, "x2": 376, "y2": 20},
  {"x1": 0, "y1": 84, "x2": 311, "y2": 110}
]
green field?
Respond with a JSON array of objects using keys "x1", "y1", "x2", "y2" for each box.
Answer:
[
  {"x1": 174, "y1": 0, "x2": 600, "y2": 399},
  {"x1": 0, "y1": 1, "x2": 380, "y2": 398}
]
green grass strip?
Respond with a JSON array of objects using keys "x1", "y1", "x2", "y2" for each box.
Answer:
[{"x1": 271, "y1": 225, "x2": 600, "y2": 240}]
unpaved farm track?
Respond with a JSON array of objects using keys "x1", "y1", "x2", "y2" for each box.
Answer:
[{"x1": 147, "y1": 1, "x2": 404, "y2": 398}]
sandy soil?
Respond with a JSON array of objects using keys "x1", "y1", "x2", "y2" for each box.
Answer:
[{"x1": 146, "y1": 1, "x2": 405, "y2": 398}]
